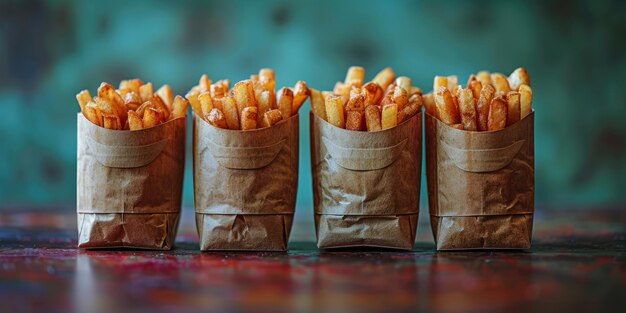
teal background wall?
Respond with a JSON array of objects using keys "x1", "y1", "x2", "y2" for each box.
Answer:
[{"x1": 1, "y1": 0, "x2": 625, "y2": 223}]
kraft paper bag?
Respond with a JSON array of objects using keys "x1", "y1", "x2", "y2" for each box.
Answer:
[
  {"x1": 310, "y1": 112, "x2": 422, "y2": 250},
  {"x1": 193, "y1": 113, "x2": 299, "y2": 251},
  {"x1": 76, "y1": 113, "x2": 186, "y2": 249},
  {"x1": 425, "y1": 111, "x2": 535, "y2": 250}
]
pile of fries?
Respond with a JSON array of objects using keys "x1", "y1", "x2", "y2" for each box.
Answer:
[
  {"x1": 311, "y1": 66, "x2": 422, "y2": 131},
  {"x1": 76, "y1": 80, "x2": 189, "y2": 130},
  {"x1": 424, "y1": 68, "x2": 533, "y2": 131},
  {"x1": 186, "y1": 69, "x2": 310, "y2": 130}
]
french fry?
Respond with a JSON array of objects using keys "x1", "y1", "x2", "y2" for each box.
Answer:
[
  {"x1": 103, "y1": 114, "x2": 122, "y2": 130},
  {"x1": 310, "y1": 88, "x2": 327, "y2": 121},
  {"x1": 476, "y1": 84, "x2": 495, "y2": 131},
  {"x1": 94, "y1": 97, "x2": 117, "y2": 116},
  {"x1": 519, "y1": 84, "x2": 533, "y2": 118},
  {"x1": 211, "y1": 83, "x2": 227, "y2": 99},
  {"x1": 364, "y1": 105, "x2": 382, "y2": 131},
  {"x1": 433, "y1": 76, "x2": 448, "y2": 95},
  {"x1": 399, "y1": 95, "x2": 421, "y2": 123},
  {"x1": 127, "y1": 110, "x2": 143, "y2": 130},
  {"x1": 206, "y1": 108, "x2": 228, "y2": 129},
  {"x1": 83, "y1": 103, "x2": 103, "y2": 126},
  {"x1": 171, "y1": 96, "x2": 189, "y2": 119},
  {"x1": 135, "y1": 100, "x2": 154, "y2": 117},
  {"x1": 240, "y1": 106, "x2": 258, "y2": 130},
  {"x1": 233, "y1": 80, "x2": 257, "y2": 116},
  {"x1": 333, "y1": 82, "x2": 350, "y2": 104},
  {"x1": 124, "y1": 91, "x2": 142, "y2": 111},
  {"x1": 395, "y1": 76, "x2": 411, "y2": 94},
  {"x1": 346, "y1": 110, "x2": 365, "y2": 131},
  {"x1": 119, "y1": 79, "x2": 143, "y2": 94},
  {"x1": 435, "y1": 87, "x2": 460, "y2": 125},
  {"x1": 256, "y1": 90, "x2": 273, "y2": 125},
  {"x1": 362, "y1": 82, "x2": 383, "y2": 106},
  {"x1": 409, "y1": 86, "x2": 423, "y2": 96},
  {"x1": 198, "y1": 92, "x2": 214, "y2": 117},
  {"x1": 423, "y1": 93, "x2": 437, "y2": 117},
  {"x1": 277, "y1": 87, "x2": 294, "y2": 119},
  {"x1": 262, "y1": 109, "x2": 283, "y2": 128},
  {"x1": 488, "y1": 97, "x2": 508, "y2": 131},
  {"x1": 393, "y1": 85, "x2": 409, "y2": 112},
  {"x1": 217, "y1": 79, "x2": 230, "y2": 91},
  {"x1": 491, "y1": 73, "x2": 511, "y2": 94},
  {"x1": 508, "y1": 67, "x2": 530, "y2": 91},
  {"x1": 156, "y1": 84, "x2": 174, "y2": 109},
  {"x1": 476, "y1": 71, "x2": 491, "y2": 87},
  {"x1": 373, "y1": 67, "x2": 395, "y2": 90},
  {"x1": 139, "y1": 82, "x2": 153, "y2": 102},
  {"x1": 506, "y1": 91, "x2": 521, "y2": 125},
  {"x1": 97, "y1": 83, "x2": 126, "y2": 123},
  {"x1": 143, "y1": 107, "x2": 163, "y2": 128},
  {"x1": 345, "y1": 66, "x2": 365, "y2": 87},
  {"x1": 468, "y1": 78, "x2": 483, "y2": 100},
  {"x1": 345, "y1": 94, "x2": 365, "y2": 111},
  {"x1": 186, "y1": 90, "x2": 202, "y2": 116},
  {"x1": 447, "y1": 75, "x2": 459, "y2": 92},
  {"x1": 292, "y1": 80, "x2": 310, "y2": 114},
  {"x1": 450, "y1": 124, "x2": 465, "y2": 130},
  {"x1": 458, "y1": 88, "x2": 478, "y2": 131},
  {"x1": 221, "y1": 96, "x2": 240, "y2": 130},
  {"x1": 199, "y1": 74, "x2": 212, "y2": 92},
  {"x1": 76, "y1": 90, "x2": 93, "y2": 112},
  {"x1": 325, "y1": 95, "x2": 345, "y2": 128},
  {"x1": 259, "y1": 68, "x2": 275, "y2": 82},
  {"x1": 151, "y1": 94, "x2": 171, "y2": 120},
  {"x1": 381, "y1": 103, "x2": 398, "y2": 130}
]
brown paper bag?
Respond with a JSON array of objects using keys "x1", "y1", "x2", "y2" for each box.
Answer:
[
  {"x1": 425, "y1": 111, "x2": 535, "y2": 250},
  {"x1": 76, "y1": 113, "x2": 186, "y2": 249},
  {"x1": 193, "y1": 113, "x2": 299, "y2": 251},
  {"x1": 310, "y1": 112, "x2": 422, "y2": 250}
]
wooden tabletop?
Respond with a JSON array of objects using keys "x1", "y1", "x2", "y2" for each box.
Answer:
[{"x1": 0, "y1": 207, "x2": 625, "y2": 313}]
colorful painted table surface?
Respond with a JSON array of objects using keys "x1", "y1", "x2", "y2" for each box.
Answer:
[{"x1": 0, "y1": 208, "x2": 625, "y2": 313}]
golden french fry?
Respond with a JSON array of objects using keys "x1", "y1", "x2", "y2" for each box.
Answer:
[
  {"x1": 345, "y1": 94, "x2": 365, "y2": 111},
  {"x1": 118, "y1": 88, "x2": 132, "y2": 100},
  {"x1": 450, "y1": 124, "x2": 465, "y2": 130},
  {"x1": 458, "y1": 88, "x2": 478, "y2": 131},
  {"x1": 362, "y1": 82, "x2": 383, "y2": 106},
  {"x1": 76, "y1": 90, "x2": 93, "y2": 112},
  {"x1": 393, "y1": 85, "x2": 409, "y2": 112},
  {"x1": 447, "y1": 75, "x2": 458, "y2": 91},
  {"x1": 346, "y1": 110, "x2": 365, "y2": 131},
  {"x1": 477, "y1": 84, "x2": 495, "y2": 131},
  {"x1": 519, "y1": 84, "x2": 533, "y2": 118},
  {"x1": 333, "y1": 82, "x2": 350, "y2": 104},
  {"x1": 381, "y1": 103, "x2": 398, "y2": 130},
  {"x1": 94, "y1": 97, "x2": 117, "y2": 116},
  {"x1": 250, "y1": 74, "x2": 259, "y2": 82},
  {"x1": 423, "y1": 93, "x2": 437, "y2": 117},
  {"x1": 143, "y1": 107, "x2": 163, "y2": 128},
  {"x1": 310, "y1": 88, "x2": 327, "y2": 121},
  {"x1": 83, "y1": 102, "x2": 103, "y2": 126},
  {"x1": 97, "y1": 82, "x2": 126, "y2": 123},
  {"x1": 395, "y1": 76, "x2": 411, "y2": 94},
  {"x1": 186, "y1": 90, "x2": 202, "y2": 116},
  {"x1": 325, "y1": 95, "x2": 345, "y2": 128},
  {"x1": 468, "y1": 78, "x2": 483, "y2": 100},
  {"x1": 409, "y1": 86, "x2": 423, "y2": 96},
  {"x1": 488, "y1": 97, "x2": 508, "y2": 131},
  {"x1": 259, "y1": 68, "x2": 275, "y2": 82},
  {"x1": 151, "y1": 94, "x2": 171, "y2": 119},
  {"x1": 123, "y1": 91, "x2": 142, "y2": 111},
  {"x1": 240, "y1": 106, "x2": 258, "y2": 130},
  {"x1": 435, "y1": 87, "x2": 460, "y2": 125},
  {"x1": 221, "y1": 96, "x2": 240, "y2": 130},
  {"x1": 292, "y1": 81, "x2": 310, "y2": 114},
  {"x1": 156, "y1": 84, "x2": 174, "y2": 109},
  {"x1": 506, "y1": 91, "x2": 521, "y2": 125},
  {"x1": 171, "y1": 95, "x2": 189, "y2": 119},
  {"x1": 262, "y1": 109, "x2": 283, "y2": 128},
  {"x1": 216, "y1": 79, "x2": 230, "y2": 91},
  {"x1": 373, "y1": 67, "x2": 396, "y2": 90},
  {"x1": 433, "y1": 76, "x2": 448, "y2": 95},
  {"x1": 476, "y1": 71, "x2": 491, "y2": 87},
  {"x1": 399, "y1": 96, "x2": 421, "y2": 123},
  {"x1": 139, "y1": 82, "x2": 153, "y2": 102},
  {"x1": 206, "y1": 108, "x2": 228, "y2": 129},
  {"x1": 211, "y1": 83, "x2": 227, "y2": 99},
  {"x1": 198, "y1": 92, "x2": 214, "y2": 117},
  {"x1": 256, "y1": 90, "x2": 272, "y2": 125},
  {"x1": 277, "y1": 87, "x2": 294, "y2": 119},
  {"x1": 127, "y1": 110, "x2": 143, "y2": 130},
  {"x1": 491, "y1": 73, "x2": 511, "y2": 94},
  {"x1": 233, "y1": 80, "x2": 257, "y2": 116},
  {"x1": 199, "y1": 74, "x2": 212, "y2": 92},
  {"x1": 345, "y1": 66, "x2": 365, "y2": 87},
  {"x1": 103, "y1": 114, "x2": 122, "y2": 130},
  {"x1": 508, "y1": 67, "x2": 530, "y2": 91},
  {"x1": 364, "y1": 105, "x2": 382, "y2": 131},
  {"x1": 119, "y1": 79, "x2": 143, "y2": 94}
]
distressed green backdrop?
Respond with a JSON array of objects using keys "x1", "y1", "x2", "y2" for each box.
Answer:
[{"x1": 1, "y1": 0, "x2": 625, "y2": 224}]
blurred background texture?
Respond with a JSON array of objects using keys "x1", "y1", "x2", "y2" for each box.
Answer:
[{"x1": 1, "y1": 0, "x2": 625, "y2": 226}]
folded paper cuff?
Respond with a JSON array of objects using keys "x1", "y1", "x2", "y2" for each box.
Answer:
[
  {"x1": 441, "y1": 140, "x2": 525, "y2": 173},
  {"x1": 206, "y1": 139, "x2": 285, "y2": 169},
  {"x1": 322, "y1": 137, "x2": 407, "y2": 171},
  {"x1": 86, "y1": 137, "x2": 168, "y2": 168}
]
